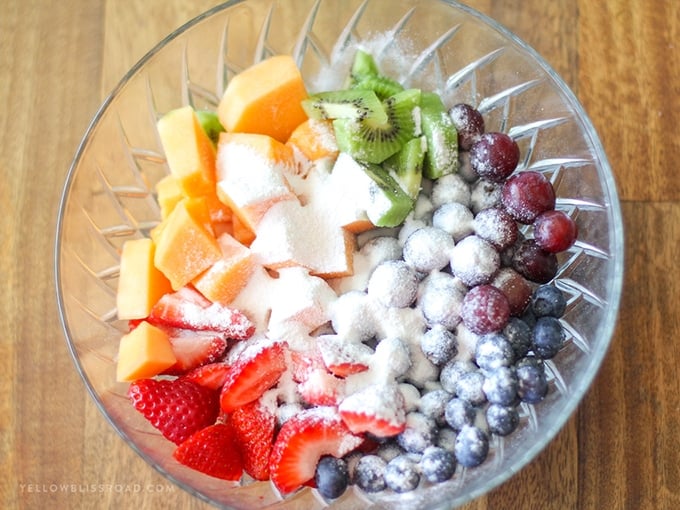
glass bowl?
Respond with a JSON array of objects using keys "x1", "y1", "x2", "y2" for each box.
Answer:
[{"x1": 55, "y1": 0, "x2": 624, "y2": 508}]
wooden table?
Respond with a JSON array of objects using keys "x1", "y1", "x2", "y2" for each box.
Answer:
[{"x1": 2, "y1": 1, "x2": 678, "y2": 508}]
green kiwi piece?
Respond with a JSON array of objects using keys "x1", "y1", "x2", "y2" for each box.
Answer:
[
  {"x1": 301, "y1": 89, "x2": 388, "y2": 124},
  {"x1": 352, "y1": 75, "x2": 405, "y2": 100},
  {"x1": 332, "y1": 88, "x2": 422, "y2": 164},
  {"x1": 420, "y1": 92, "x2": 459, "y2": 179},
  {"x1": 195, "y1": 109, "x2": 225, "y2": 145},
  {"x1": 361, "y1": 162, "x2": 415, "y2": 227},
  {"x1": 383, "y1": 136, "x2": 426, "y2": 199},
  {"x1": 349, "y1": 49, "x2": 381, "y2": 81}
]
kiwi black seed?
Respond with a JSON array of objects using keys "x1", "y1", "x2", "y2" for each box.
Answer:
[{"x1": 332, "y1": 88, "x2": 422, "y2": 164}]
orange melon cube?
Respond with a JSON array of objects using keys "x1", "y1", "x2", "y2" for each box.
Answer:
[
  {"x1": 116, "y1": 238, "x2": 172, "y2": 320},
  {"x1": 154, "y1": 197, "x2": 222, "y2": 290},
  {"x1": 193, "y1": 233, "x2": 256, "y2": 304},
  {"x1": 156, "y1": 174, "x2": 184, "y2": 219},
  {"x1": 215, "y1": 132, "x2": 298, "y2": 232},
  {"x1": 286, "y1": 119, "x2": 338, "y2": 162},
  {"x1": 232, "y1": 214, "x2": 256, "y2": 247},
  {"x1": 116, "y1": 321, "x2": 177, "y2": 382},
  {"x1": 157, "y1": 106, "x2": 217, "y2": 197},
  {"x1": 217, "y1": 55, "x2": 309, "y2": 142}
]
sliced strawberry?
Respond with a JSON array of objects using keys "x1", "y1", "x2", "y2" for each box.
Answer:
[
  {"x1": 338, "y1": 383, "x2": 407, "y2": 438},
  {"x1": 128, "y1": 378, "x2": 220, "y2": 445},
  {"x1": 181, "y1": 361, "x2": 231, "y2": 390},
  {"x1": 289, "y1": 347, "x2": 325, "y2": 383},
  {"x1": 316, "y1": 335, "x2": 372, "y2": 378},
  {"x1": 297, "y1": 368, "x2": 345, "y2": 407},
  {"x1": 220, "y1": 339, "x2": 288, "y2": 413},
  {"x1": 173, "y1": 423, "x2": 243, "y2": 481},
  {"x1": 229, "y1": 400, "x2": 276, "y2": 480},
  {"x1": 269, "y1": 407, "x2": 364, "y2": 495},
  {"x1": 147, "y1": 286, "x2": 255, "y2": 340},
  {"x1": 162, "y1": 329, "x2": 228, "y2": 375}
]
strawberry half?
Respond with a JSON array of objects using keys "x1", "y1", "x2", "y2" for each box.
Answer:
[
  {"x1": 229, "y1": 400, "x2": 276, "y2": 480},
  {"x1": 128, "y1": 378, "x2": 220, "y2": 445},
  {"x1": 269, "y1": 407, "x2": 364, "y2": 495},
  {"x1": 316, "y1": 335, "x2": 372, "y2": 378},
  {"x1": 181, "y1": 361, "x2": 231, "y2": 390},
  {"x1": 162, "y1": 329, "x2": 228, "y2": 375},
  {"x1": 173, "y1": 423, "x2": 243, "y2": 481},
  {"x1": 297, "y1": 368, "x2": 345, "y2": 407},
  {"x1": 338, "y1": 383, "x2": 407, "y2": 438},
  {"x1": 147, "y1": 286, "x2": 255, "y2": 340},
  {"x1": 220, "y1": 339, "x2": 288, "y2": 413}
]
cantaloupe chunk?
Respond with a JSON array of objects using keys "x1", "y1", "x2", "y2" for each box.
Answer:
[
  {"x1": 249, "y1": 200, "x2": 355, "y2": 279},
  {"x1": 116, "y1": 321, "x2": 177, "y2": 382},
  {"x1": 157, "y1": 106, "x2": 217, "y2": 197},
  {"x1": 154, "y1": 197, "x2": 222, "y2": 290},
  {"x1": 286, "y1": 119, "x2": 338, "y2": 162},
  {"x1": 193, "y1": 232, "x2": 256, "y2": 304},
  {"x1": 232, "y1": 214, "x2": 256, "y2": 246},
  {"x1": 156, "y1": 174, "x2": 184, "y2": 220},
  {"x1": 215, "y1": 132, "x2": 298, "y2": 232},
  {"x1": 117, "y1": 238, "x2": 173, "y2": 320},
  {"x1": 217, "y1": 55, "x2": 309, "y2": 142}
]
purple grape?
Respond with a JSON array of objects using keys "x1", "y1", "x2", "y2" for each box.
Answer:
[
  {"x1": 511, "y1": 239, "x2": 558, "y2": 284},
  {"x1": 448, "y1": 103, "x2": 485, "y2": 151},
  {"x1": 501, "y1": 171, "x2": 556, "y2": 224},
  {"x1": 470, "y1": 132, "x2": 520, "y2": 183},
  {"x1": 460, "y1": 284, "x2": 511, "y2": 334},
  {"x1": 533, "y1": 209, "x2": 578, "y2": 253}
]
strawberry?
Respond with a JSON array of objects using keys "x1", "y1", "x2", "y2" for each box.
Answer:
[
  {"x1": 161, "y1": 328, "x2": 228, "y2": 375},
  {"x1": 181, "y1": 361, "x2": 231, "y2": 390},
  {"x1": 269, "y1": 407, "x2": 364, "y2": 495},
  {"x1": 147, "y1": 286, "x2": 255, "y2": 340},
  {"x1": 316, "y1": 335, "x2": 372, "y2": 378},
  {"x1": 220, "y1": 339, "x2": 288, "y2": 413},
  {"x1": 173, "y1": 423, "x2": 243, "y2": 481},
  {"x1": 229, "y1": 400, "x2": 276, "y2": 480},
  {"x1": 128, "y1": 378, "x2": 220, "y2": 445},
  {"x1": 338, "y1": 383, "x2": 407, "y2": 438},
  {"x1": 289, "y1": 347, "x2": 325, "y2": 383},
  {"x1": 297, "y1": 368, "x2": 345, "y2": 406}
]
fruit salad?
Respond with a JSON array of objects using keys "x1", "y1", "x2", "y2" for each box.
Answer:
[{"x1": 115, "y1": 48, "x2": 577, "y2": 500}]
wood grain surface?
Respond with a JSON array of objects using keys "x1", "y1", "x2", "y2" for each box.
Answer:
[{"x1": 2, "y1": 0, "x2": 679, "y2": 509}]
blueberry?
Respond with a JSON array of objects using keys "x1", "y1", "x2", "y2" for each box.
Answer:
[
  {"x1": 315, "y1": 456, "x2": 349, "y2": 499},
  {"x1": 384, "y1": 455, "x2": 421, "y2": 493},
  {"x1": 420, "y1": 326, "x2": 458, "y2": 366},
  {"x1": 418, "y1": 389, "x2": 452, "y2": 425},
  {"x1": 454, "y1": 425, "x2": 489, "y2": 468},
  {"x1": 516, "y1": 356, "x2": 549, "y2": 403},
  {"x1": 503, "y1": 317, "x2": 533, "y2": 359},
  {"x1": 444, "y1": 397, "x2": 476, "y2": 431},
  {"x1": 403, "y1": 226, "x2": 455, "y2": 273},
  {"x1": 532, "y1": 316, "x2": 565, "y2": 359},
  {"x1": 455, "y1": 371, "x2": 487, "y2": 406},
  {"x1": 376, "y1": 441, "x2": 404, "y2": 463},
  {"x1": 440, "y1": 359, "x2": 476, "y2": 394},
  {"x1": 397, "y1": 412, "x2": 437, "y2": 453},
  {"x1": 353, "y1": 455, "x2": 387, "y2": 493},
  {"x1": 367, "y1": 260, "x2": 419, "y2": 308},
  {"x1": 531, "y1": 284, "x2": 567, "y2": 318},
  {"x1": 418, "y1": 272, "x2": 466, "y2": 330},
  {"x1": 482, "y1": 366, "x2": 519, "y2": 406},
  {"x1": 475, "y1": 333, "x2": 515, "y2": 371},
  {"x1": 420, "y1": 446, "x2": 457, "y2": 483},
  {"x1": 486, "y1": 404, "x2": 520, "y2": 436}
]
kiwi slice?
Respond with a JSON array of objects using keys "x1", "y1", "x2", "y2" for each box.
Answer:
[
  {"x1": 383, "y1": 136, "x2": 426, "y2": 199},
  {"x1": 195, "y1": 109, "x2": 225, "y2": 145},
  {"x1": 361, "y1": 162, "x2": 415, "y2": 227},
  {"x1": 301, "y1": 89, "x2": 387, "y2": 124},
  {"x1": 348, "y1": 49, "x2": 404, "y2": 99},
  {"x1": 420, "y1": 92, "x2": 459, "y2": 179},
  {"x1": 332, "y1": 88, "x2": 422, "y2": 164}
]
